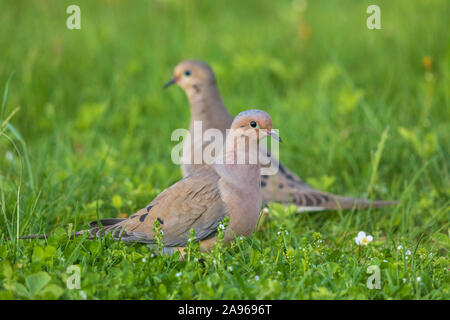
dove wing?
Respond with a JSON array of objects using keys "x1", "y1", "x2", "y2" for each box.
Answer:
[{"x1": 98, "y1": 167, "x2": 227, "y2": 247}]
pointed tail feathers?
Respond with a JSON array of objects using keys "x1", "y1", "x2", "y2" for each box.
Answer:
[
  {"x1": 276, "y1": 187, "x2": 399, "y2": 211},
  {"x1": 13, "y1": 218, "x2": 128, "y2": 241},
  {"x1": 321, "y1": 195, "x2": 399, "y2": 210}
]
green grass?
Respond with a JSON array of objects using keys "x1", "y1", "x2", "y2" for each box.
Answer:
[{"x1": 0, "y1": 0, "x2": 449, "y2": 299}]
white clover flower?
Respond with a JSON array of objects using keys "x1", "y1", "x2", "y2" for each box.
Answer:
[
  {"x1": 255, "y1": 275, "x2": 260, "y2": 281},
  {"x1": 5, "y1": 151, "x2": 13, "y2": 162},
  {"x1": 354, "y1": 231, "x2": 373, "y2": 246},
  {"x1": 79, "y1": 291, "x2": 87, "y2": 299},
  {"x1": 142, "y1": 257, "x2": 147, "y2": 263},
  {"x1": 175, "y1": 272, "x2": 182, "y2": 277}
]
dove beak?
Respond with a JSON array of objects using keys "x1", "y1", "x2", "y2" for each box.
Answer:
[
  {"x1": 163, "y1": 77, "x2": 177, "y2": 89},
  {"x1": 267, "y1": 130, "x2": 282, "y2": 142}
]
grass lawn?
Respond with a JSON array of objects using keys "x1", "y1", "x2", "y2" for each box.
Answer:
[{"x1": 0, "y1": 0, "x2": 448, "y2": 299}]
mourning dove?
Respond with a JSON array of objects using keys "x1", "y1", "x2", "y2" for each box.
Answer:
[
  {"x1": 164, "y1": 60, "x2": 398, "y2": 211},
  {"x1": 22, "y1": 110, "x2": 281, "y2": 254}
]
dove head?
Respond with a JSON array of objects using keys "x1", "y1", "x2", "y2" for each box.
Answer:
[
  {"x1": 229, "y1": 109, "x2": 281, "y2": 143},
  {"x1": 164, "y1": 60, "x2": 216, "y2": 92}
]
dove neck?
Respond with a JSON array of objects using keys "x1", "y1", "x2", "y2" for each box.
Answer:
[
  {"x1": 186, "y1": 83, "x2": 231, "y2": 130},
  {"x1": 213, "y1": 130, "x2": 261, "y2": 180}
]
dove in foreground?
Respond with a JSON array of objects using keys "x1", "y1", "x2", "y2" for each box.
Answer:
[
  {"x1": 22, "y1": 110, "x2": 280, "y2": 254},
  {"x1": 164, "y1": 60, "x2": 398, "y2": 211}
]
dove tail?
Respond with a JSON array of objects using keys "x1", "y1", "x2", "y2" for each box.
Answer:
[
  {"x1": 18, "y1": 233, "x2": 52, "y2": 240},
  {"x1": 14, "y1": 218, "x2": 128, "y2": 242},
  {"x1": 324, "y1": 195, "x2": 399, "y2": 210},
  {"x1": 16, "y1": 230, "x2": 90, "y2": 240},
  {"x1": 265, "y1": 181, "x2": 399, "y2": 211}
]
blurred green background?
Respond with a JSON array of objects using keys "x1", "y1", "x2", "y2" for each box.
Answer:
[{"x1": 0, "y1": 0, "x2": 448, "y2": 299}]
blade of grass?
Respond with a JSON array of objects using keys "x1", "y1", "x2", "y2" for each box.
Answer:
[
  {"x1": 367, "y1": 126, "x2": 389, "y2": 198},
  {"x1": 6, "y1": 123, "x2": 35, "y2": 194},
  {"x1": 0, "y1": 132, "x2": 24, "y2": 257},
  {"x1": 0, "y1": 73, "x2": 14, "y2": 122}
]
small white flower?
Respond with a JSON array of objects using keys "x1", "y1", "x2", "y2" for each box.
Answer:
[
  {"x1": 354, "y1": 231, "x2": 373, "y2": 246},
  {"x1": 260, "y1": 260, "x2": 264, "y2": 264},
  {"x1": 79, "y1": 290, "x2": 87, "y2": 299},
  {"x1": 5, "y1": 151, "x2": 13, "y2": 162},
  {"x1": 277, "y1": 271, "x2": 281, "y2": 275},
  {"x1": 285, "y1": 231, "x2": 289, "y2": 235},
  {"x1": 254, "y1": 275, "x2": 259, "y2": 281},
  {"x1": 150, "y1": 253, "x2": 155, "y2": 258},
  {"x1": 397, "y1": 245, "x2": 403, "y2": 251},
  {"x1": 262, "y1": 208, "x2": 269, "y2": 214},
  {"x1": 228, "y1": 266, "x2": 233, "y2": 272},
  {"x1": 239, "y1": 236, "x2": 244, "y2": 241},
  {"x1": 406, "y1": 250, "x2": 411, "y2": 256},
  {"x1": 218, "y1": 224, "x2": 225, "y2": 230},
  {"x1": 175, "y1": 272, "x2": 182, "y2": 277},
  {"x1": 194, "y1": 257, "x2": 198, "y2": 262},
  {"x1": 416, "y1": 277, "x2": 421, "y2": 282},
  {"x1": 402, "y1": 278, "x2": 407, "y2": 283},
  {"x1": 213, "y1": 259, "x2": 217, "y2": 265},
  {"x1": 142, "y1": 257, "x2": 147, "y2": 263},
  {"x1": 383, "y1": 259, "x2": 388, "y2": 263},
  {"x1": 277, "y1": 231, "x2": 281, "y2": 235},
  {"x1": 61, "y1": 257, "x2": 65, "y2": 262},
  {"x1": 429, "y1": 252, "x2": 433, "y2": 257}
]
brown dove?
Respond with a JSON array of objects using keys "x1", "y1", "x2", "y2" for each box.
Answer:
[
  {"x1": 164, "y1": 60, "x2": 398, "y2": 211},
  {"x1": 21, "y1": 110, "x2": 281, "y2": 254}
]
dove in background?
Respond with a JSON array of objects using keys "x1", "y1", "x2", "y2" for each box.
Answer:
[{"x1": 164, "y1": 60, "x2": 398, "y2": 211}]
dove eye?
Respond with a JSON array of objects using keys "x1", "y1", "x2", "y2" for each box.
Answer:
[
  {"x1": 184, "y1": 69, "x2": 192, "y2": 76},
  {"x1": 249, "y1": 121, "x2": 258, "y2": 128}
]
